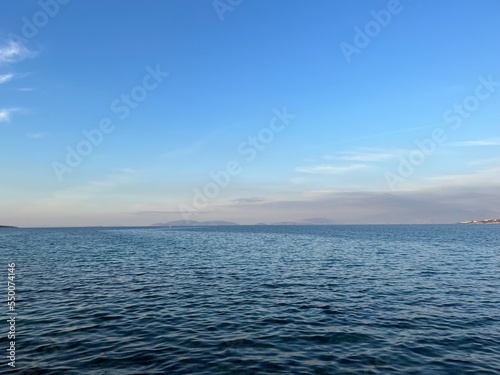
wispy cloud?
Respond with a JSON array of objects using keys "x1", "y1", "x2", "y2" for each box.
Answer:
[
  {"x1": 192, "y1": 186, "x2": 500, "y2": 224},
  {"x1": 425, "y1": 166, "x2": 500, "y2": 186},
  {"x1": 162, "y1": 139, "x2": 206, "y2": 160},
  {"x1": 323, "y1": 150, "x2": 397, "y2": 162},
  {"x1": 467, "y1": 157, "x2": 500, "y2": 167},
  {"x1": 27, "y1": 132, "x2": 46, "y2": 139},
  {"x1": 0, "y1": 42, "x2": 36, "y2": 125},
  {"x1": 0, "y1": 41, "x2": 36, "y2": 64},
  {"x1": 295, "y1": 163, "x2": 367, "y2": 175},
  {"x1": 0, "y1": 72, "x2": 30, "y2": 84},
  {"x1": 232, "y1": 197, "x2": 265, "y2": 204},
  {"x1": 450, "y1": 138, "x2": 500, "y2": 147}
]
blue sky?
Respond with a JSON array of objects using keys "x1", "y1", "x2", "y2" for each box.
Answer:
[{"x1": 1, "y1": 0, "x2": 500, "y2": 226}]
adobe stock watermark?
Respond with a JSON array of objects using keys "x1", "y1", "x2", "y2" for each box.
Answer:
[
  {"x1": 179, "y1": 107, "x2": 296, "y2": 220},
  {"x1": 339, "y1": 0, "x2": 412, "y2": 64},
  {"x1": 51, "y1": 65, "x2": 169, "y2": 182},
  {"x1": 213, "y1": 0, "x2": 243, "y2": 21},
  {"x1": 6, "y1": 0, "x2": 70, "y2": 46},
  {"x1": 385, "y1": 74, "x2": 500, "y2": 191}
]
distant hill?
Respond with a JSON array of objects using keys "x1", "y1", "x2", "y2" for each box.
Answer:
[
  {"x1": 152, "y1": 220, "x2": 239, "y2": 226},
  {"x1": 0, "y1": 225, "x2": 17, "y2": 228},
  {"x1": 458, "y1": 219, "x2": 500, "y2": 224}
]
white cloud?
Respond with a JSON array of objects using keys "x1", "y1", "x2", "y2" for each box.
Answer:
[
  {"x1": 0, "y1": 73, "x2": 15, "y2": 84},
  {"x1": 0, "y1": 41, "x2": 36, "y2": 64},
  {"x1": 0, "y1": 108, "x2": 17, "y2": 123},
  {"x1": 295, "y1": 163, "x2": 367, "y2": 175}
]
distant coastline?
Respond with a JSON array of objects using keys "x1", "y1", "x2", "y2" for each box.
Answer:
[
  {"x1": 458, "y1": 219, "x2": 500, "y2": 224},
  {"x1": 152, "y1": 218, "x2": 335, "y2": 227},
  {"x1": 0, "y1": 225, "x2": 17, "y2": 228}
]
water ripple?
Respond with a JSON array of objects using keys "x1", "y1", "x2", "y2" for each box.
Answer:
[{"x1": 1, "y1": 225, "x2": 499, "y2": 373}]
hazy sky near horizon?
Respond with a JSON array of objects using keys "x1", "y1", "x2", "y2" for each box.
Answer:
[{"x1": 1, "y1": 0, "x2": 500, "y2": 226}]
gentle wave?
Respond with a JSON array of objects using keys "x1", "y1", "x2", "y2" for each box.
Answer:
[{"x1": 1, "y1": 225, "x2": 499, "y2": 374}]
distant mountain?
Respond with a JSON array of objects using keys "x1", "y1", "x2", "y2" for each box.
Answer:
[
  {"x1": 152, "y1": 220, "x2": 239, "y2": 226},
  {"x1": 458, "y1": 219, "x2": 500, "y2": 224}
]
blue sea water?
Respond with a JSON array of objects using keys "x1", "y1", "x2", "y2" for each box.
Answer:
[{"x1": 0, "y1": 225, "x2": 499, "y2": 374}]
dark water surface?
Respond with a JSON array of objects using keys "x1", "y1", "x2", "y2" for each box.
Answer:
[{"x1": 1, "y1": 225, "x2": 499, "y2": 374}]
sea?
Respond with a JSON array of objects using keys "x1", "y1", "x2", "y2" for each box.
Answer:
[{"x1": 0, "y1": 225, "x2": 499, "y2": 374}]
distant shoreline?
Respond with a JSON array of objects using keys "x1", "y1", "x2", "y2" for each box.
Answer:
[
  {"x1": 4, "y1": 222, "x2": 500, "y2": 229},
  {"x1": 458, "y1": 219, "x2": 500, "y2": 224}
]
